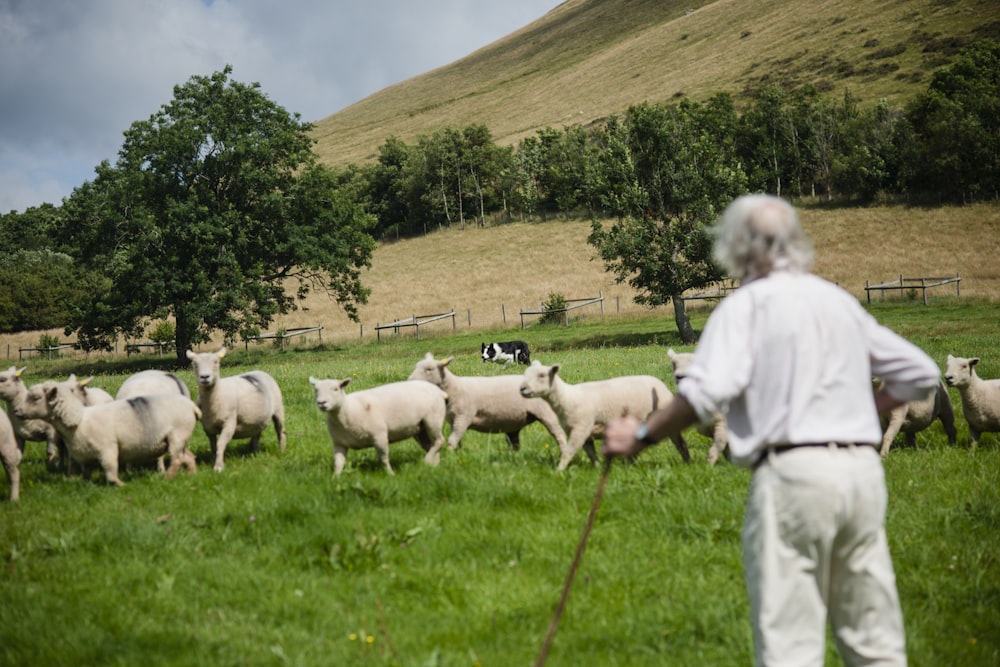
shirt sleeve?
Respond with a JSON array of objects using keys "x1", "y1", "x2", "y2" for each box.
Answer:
[
  {"x1": 862, "y1": 308, "x2": 940, "y2": 403},
  {"x1": 677, "y1": 291, "x2": 755, "y2": 425}
]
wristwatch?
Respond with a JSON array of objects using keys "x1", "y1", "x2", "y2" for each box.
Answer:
[{"x1": 634, "y1": 421, "x2": 656, "y2": 446}]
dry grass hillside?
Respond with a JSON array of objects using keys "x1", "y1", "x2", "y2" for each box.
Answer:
[
  {"x1": 312, "y1": 0, "x2": 999, "y2": 166},
  {"x1": 2, "y1": 203, "x2": 996, "y2": 357}
]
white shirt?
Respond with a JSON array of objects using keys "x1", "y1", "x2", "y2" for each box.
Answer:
[{"x1": 677, "y1": 269, "x2": 941, "y2": 468}]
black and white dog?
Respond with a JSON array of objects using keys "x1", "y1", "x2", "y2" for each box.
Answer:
[{"x1": 481, "y1": 340, "x2": 531, "y2": 366}]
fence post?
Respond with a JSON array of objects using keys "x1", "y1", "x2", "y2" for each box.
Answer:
[{"x1": 502, "y1": 304, "x2": 506, "y2": 324}]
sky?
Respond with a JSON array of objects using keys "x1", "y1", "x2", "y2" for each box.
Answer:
[{"x1": 0, "y1": 0, "x2": 564, "y2": 215}]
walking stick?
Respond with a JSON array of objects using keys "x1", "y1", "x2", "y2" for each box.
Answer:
[{"x1": 535, "y1": 457, "x2": 613, "y2": 667}]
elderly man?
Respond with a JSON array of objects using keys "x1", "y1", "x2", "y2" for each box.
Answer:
[{"x1": 603, "y1": 194, "x2": 939, "y2": 666}]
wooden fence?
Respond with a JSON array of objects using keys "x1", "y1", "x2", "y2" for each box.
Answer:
[
  {"x1": 865, "y1": 274, "x2": 961, "y2": 305},
  {"x1": 374, "y1": 311, "x2": 456, "y2": 341},
  {"x1": 519, "y1": 292, "x2": 604, "y2": 329}
]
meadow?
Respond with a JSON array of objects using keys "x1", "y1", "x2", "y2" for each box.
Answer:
[{"x1": 0, "y1": 299, "x2": 997, "y2": 667}]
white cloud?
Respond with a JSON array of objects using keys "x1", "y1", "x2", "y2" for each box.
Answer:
[{"x1": 0, "y1": 0, "x2": 561, "y2": 214}]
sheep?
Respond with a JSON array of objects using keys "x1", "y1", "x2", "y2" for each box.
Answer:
[
  {"x1": 116, "y1": 369, "x2": 191, "y2": 400},
  {"x1": 14, "y1": 381, "x2": 199, "y2": 486},
  {"x1": 0, "y1": 366, "x2": 63, "y2": 469},
  {"x1": 186, "y1": 347, "x2": 287, "y2": 472},
  {"x1": 519, "y1": 360, "x2": 691, "y2": 470},
  {"x1": 876, "y1": 377, "x2": 957, "y2": 456},
  {"x1": 310, "y1": 376, "x2": 448, "y2": 475},
  {"x1": 0, "y1": 410, "x2": 20, "y2": 501},
  {"x1": 667, "y1": 348, "x2": 730, "y2": 465},
  {"x1": 407, "y1": 352, "x2": 568, "y2": 453},
  {"x1": 944, "y1": 354, "x2": 1000, "y2": 449}
]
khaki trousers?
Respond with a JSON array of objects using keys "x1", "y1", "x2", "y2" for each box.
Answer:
[{"x1": 743, "y1": 445, "x2": 907, "y2": 666}]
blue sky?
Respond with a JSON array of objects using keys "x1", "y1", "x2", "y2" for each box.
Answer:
[{"x1": 0, "y1": 0, "x2": 562, "y2": 214}]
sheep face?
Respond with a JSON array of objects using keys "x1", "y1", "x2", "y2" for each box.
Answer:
[
  {"x1": 407, "y1": 353, "x2": 452, "y2": 387},
  {"x1": 667, "y1": 349, "x2": 695, "y2": 380},
  {"x1": 944, "y1": 354, "x2": 979, "y2": 389},
  {"x1": 187, "y1": 348, "x2": 227, "y2": 388},
  {"x1": 310, "y1": 377, "x2": 351, "y2": 413},
  {"x1": 12, "y1": 382, "x2": 58, "y2": 421},
  {"x1": 0, "y1": 367, "x2": 27, "y2": 402},
  {"x1": 520, "y1": 360, "x2": 560, "y2": 399}
]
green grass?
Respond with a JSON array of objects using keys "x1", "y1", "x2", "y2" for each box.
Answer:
[{"x1": 1, "y1": 302, "x2": 998, "y2": 666}]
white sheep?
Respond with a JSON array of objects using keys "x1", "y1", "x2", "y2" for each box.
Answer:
[
  {"x1": 310, "y1": 376, "x2": 448, "y2": 475},
  {"x1": 668, "y1": 348, "x2": 729, "y2": 465},
  {"x1": 519, "y1": 360, "x2": 691, "y2": 470},
  {"x1": 15, "y1": 381, "x2": 200, "y2": 486},
  {"x1": 0, "y1": 410, "x2": 20, "y2": 501},
  {"x1": 116, "y1": 369, "x2": 191, "y2": 400},
  {"x1": 186, "y1": 347, "x2": 287, "y2": 472},
  {"x1": 876, "y1": 377, "x2": 957, "y2": 456},
  {"x1": 944, "y1": 354, "x2": 1000, "y2": 449},
  {"x1": 407, "y1": 352, "x2": 568, "y2": 453},
  {"x1": 0, "y1": 366, "x2": 62, "y2": 468}
]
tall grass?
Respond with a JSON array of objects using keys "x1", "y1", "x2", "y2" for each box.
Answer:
[{"x1": 0, "y1": 302, "x2": 997, "y2": 666}]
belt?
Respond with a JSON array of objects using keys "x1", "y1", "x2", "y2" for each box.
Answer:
[{"x1": 755, "y1": 442, "x2": 876, "y2": 468}]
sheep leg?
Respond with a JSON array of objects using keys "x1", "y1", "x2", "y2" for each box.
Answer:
[
  {"x1": 880, "y1": 407, "x2": 906, "y2": 457},
  {"x1": 582, "y1": 437, "x2": 599, "y2": 466},
  {"x1": 164, "y1": 435, "x2": 187, "y2": 479},
  {"x1": 671, "y1": 434, "x2": 691, "y2": 464},
  {"x1": 969, "y1": 426, "x2": 980, "y2": 450},
  {"x1": 1, "y1": 447, "x2": 21, "y2": 502},
  {"x1": 212, "y1": 424, "x2": 236, "y2": 472},
  {"x1": 98, "y1": 450, "x2": 124, "y2": 487},
  {"x1": 557, "y1": 428, "x2": 593, "y2": 471},
  {"x1": 531, "y1": 411, "x2": 569, "y2": 455},
  {"x1": 941, "y1": 415, "x2": 958, "y2": 445},
  {"x1": 505, "y1": 431, "x2": 521, "y2": 452},
  {"x1": 272, "y1": 413, "x2": 287, "y2": 452},
  {"x1": 415, "y1": 421, "x2": 444, "y2": 465},
  {"x1": 373, "y1": 438, "x2": 394, "y2": 475},
  {"x1": 332, "y1": 444, "x2": 349, "y2": 476},
  {"x1": 707, "y1": 421, "x2": 728, "y2": 466},
  {"x1": 448, "y1": 416, "x2": 472, "y2": 449}
]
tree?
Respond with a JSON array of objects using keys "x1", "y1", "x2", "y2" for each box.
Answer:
[
  {"x1": 589, "y1": 98, "x2": 747, "y2": 343},
  {"x1": 902, "y1": 39, "x2": 1000, "y2": 202},
  {"x1": 60, "y1": 66, "x2": 376, "y2": 361}
]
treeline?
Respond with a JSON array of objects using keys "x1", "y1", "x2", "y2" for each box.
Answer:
[
  {"x1": 0, "y1": 40, "x2": 997, "y2": 338},
  {"x1": 343, "y1": 39, "x2": 998, "y2": 240}
]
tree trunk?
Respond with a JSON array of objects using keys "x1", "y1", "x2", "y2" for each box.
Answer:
[
  {"x1": 173, "y1": 307, "x2": 197, "y2": 365},
  {"x1": 671, "y1": 295, "x2": 697, "y2": 344}
]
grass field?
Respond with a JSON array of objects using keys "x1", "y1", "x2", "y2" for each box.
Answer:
[{"x1": 0, "y1": 300, "x2": 997, "y2": 666}]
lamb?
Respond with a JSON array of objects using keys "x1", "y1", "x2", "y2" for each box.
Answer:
[
  {"x1": 0, "y1": 410, "x2": 20, "y2": 501},
  {"x1": 519, "y1": 360, "x2": 691, "y2": 470},
  {"x1": 0, "y1": 366, "x2": 63, "y2": 469},
  {"x1": 876, "y1": 377, "x2": 957, "y2": 456},
  {"x1": 310, "y1": 376, "x2": 448, "y2": 475},
  {"x1": 116, "y1": 369, "x2": 191, "y2": 400},
  {"x1": 407, "y1": 352, "x2": 568, "y2": 453},
  {"x1": 14, "y1": 381, "x2": 199, "y2": 486},
  {"x1": 667, "y1": 348, "x2": 729, "y2": 465},
  {"x1": 186, "y1": 347, "x2": 286, "y2": 472},
  {"x1": 944, "y1": 354, "x2": 1000, "y2": 449}
]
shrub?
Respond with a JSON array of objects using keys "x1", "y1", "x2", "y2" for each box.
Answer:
[{"x1": 540, "y1": 292, "x2": 568, "y2": 325}]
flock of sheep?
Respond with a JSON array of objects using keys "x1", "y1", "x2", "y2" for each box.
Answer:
[{"x1": 0, "y1": 346, "x2": 997, "y2": 502}]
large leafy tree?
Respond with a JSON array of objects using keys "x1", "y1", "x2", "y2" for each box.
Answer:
[
  {"x1": 60, "y1": 66, "x2": 376, "y2": 361},
  {"x1": 589, "y1": 97, "x2": 747, "y2": 343}
]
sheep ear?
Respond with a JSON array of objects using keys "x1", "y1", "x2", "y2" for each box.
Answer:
[
  {"x1": 549, "y1": 364, "x2": 561, "y2": 381},
  {"x1": 218, "y1": 347, "x2": 228, "y2": 358},
  {"x1": 423, "y1": 352, "x2": 434, "y2": 360},
  {"x1": 15, "y1": 367, "x2": 26, "y2": 377},
  {"x1": 186, "y1": 349, "x2": 195, "y2": 360},
  {"x1": 339, "y1": 378, "x2": 351, "y2": 389},
  {"x1": 667, "y1": 348, "x2": 677, "y2": 359},
  {"x1": 971, "y1": 357, "x2": 980, "y2": 367},
  {"x1": 66, "y1": 374, "x2": 77, "y2": 383},
  {"x1": 309, "y1": 376, "x2": 318, "y2": 386},
  {"x1": 46, "y1": 385, "x2": 59, "y2": 401},
  {"x1": 442, "y1": 357, "x2": 454, "y2": 367}
]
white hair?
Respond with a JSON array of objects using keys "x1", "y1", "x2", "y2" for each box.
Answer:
[{"x1": 713, "y1": 194, "x2": 814, "y2": 280}]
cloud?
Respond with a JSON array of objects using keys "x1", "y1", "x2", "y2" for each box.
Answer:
[{"x1": 0, "y1": 0, "x2": 561, "y2": 213}]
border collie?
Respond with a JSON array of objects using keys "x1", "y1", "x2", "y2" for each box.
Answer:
[{"x1": 481, "y1": 340, "x2": 530, "y2": 366}]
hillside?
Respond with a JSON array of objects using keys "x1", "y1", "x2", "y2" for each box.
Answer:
[{"x1": 311, "y1": 0, "x2": 999, "y2": 166}]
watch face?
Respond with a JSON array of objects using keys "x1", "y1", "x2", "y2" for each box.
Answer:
[{"x1": 635, "y1": 422, "x2": 648, "y2": 442}]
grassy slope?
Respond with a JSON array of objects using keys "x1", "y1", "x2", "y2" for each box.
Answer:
[{"x1": 311, "y1": 0, "x2": 1000, "y2": 166}]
